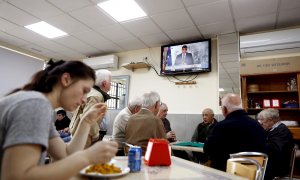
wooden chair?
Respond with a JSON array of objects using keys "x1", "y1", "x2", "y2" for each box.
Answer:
[
  {"x1": 230, "y1": 152, "x2": 268, "y2": 180},
  {"x1": 226, "y1": 158, "x2": 262, "y2": 180}
]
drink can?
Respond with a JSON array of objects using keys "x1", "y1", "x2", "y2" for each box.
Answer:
[{"x1": 128, "y1": 146, "x2": 142, "y2": 172}]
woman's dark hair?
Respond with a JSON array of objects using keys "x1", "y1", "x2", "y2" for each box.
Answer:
[{"x1": 8, "y1": 60, "x2": 95, "y2": 95}]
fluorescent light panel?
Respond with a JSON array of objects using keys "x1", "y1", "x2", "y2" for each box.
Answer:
[
  {"x1": 98, "y1": 0, "x2": 147, "y2": 22},
  {"x1": 25, "y1": 21, "x2": 68, "y2": 39}
]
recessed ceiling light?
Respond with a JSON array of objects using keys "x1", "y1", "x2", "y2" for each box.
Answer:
[
  {"x1": 98, "y1": 0, "x2": 147, "y2": 22},
  {"x1": 219, "y1": 88, "x2": 225, "y2": 92},
  {"x1": 25, "y1": 21, "x2": 68, "y2": 39}
]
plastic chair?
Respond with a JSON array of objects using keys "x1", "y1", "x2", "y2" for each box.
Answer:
[
  {"x1": 226, "y1": 158, "x2": 262, "y2": 180},
  {"x1": 230, "y1": 152, "x2": 268, "y2": 180}
]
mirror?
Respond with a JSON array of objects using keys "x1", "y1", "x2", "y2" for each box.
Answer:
[{"x1": 107, "y1": 75, "x2": 130, "y2": 110}]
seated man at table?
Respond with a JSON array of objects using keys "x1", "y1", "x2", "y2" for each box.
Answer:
[
  {"x1": 191, "y1": 108, "x2": 218, "y2": 164},
  {"x1": 257, "y1": 108, "x2": 294, "y2": 180},
  {"x1": 55, "y1": 109, "x2": 71, "y2": 143},
  {"x1": 112, "y1": 96, "x2": 142, "y2": 155},
  {"x1": 157, "y1": 103, "x2": 190, "y2": 160},
  {"x1": 125, "y1": 91, "x2": 166, "y2": 155},
  {"x1": 204, "y1": 93, "x2": 266, "y2": 171}
]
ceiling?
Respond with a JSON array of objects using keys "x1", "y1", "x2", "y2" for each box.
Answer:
[{"x1": 1, "y1": 0, "x2": 300, "y2": 93}]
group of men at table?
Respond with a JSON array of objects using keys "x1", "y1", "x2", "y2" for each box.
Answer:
[{"x1": 58, "y1": 69, "x2": 295, "y2": 180}]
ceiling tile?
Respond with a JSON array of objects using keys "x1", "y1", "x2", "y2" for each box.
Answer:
[
  {"x1": 0, "y1": 17, "x2": 19, "y2": 32},
  {"x1": 236, "y1": 14, "x2": 276, "y2": 33},
  {"x1": 0, "y1": 31, "x2": 29, "y2": 46},
  {"x1": 277, "y1": 8, "x2": 300, "y2": 28},
  {"x1": 279, "y1": 0, "x2": 300, "y2": 10},
  {"x1": 122, "y1": 18, "x2": 162, "y2": 37},
  {"x1": 166, "y1": 26, "x2": 202, "y2": 42},
  {"x1": 8, "y1": 27, "x2": 49, "y2": 43},
  {"x1": 139, "y1": 33, "x2": 171, "y2": 47},
  {"x1": 198, "y1": 21, "x2": 235, "y2": 37},
  {"x1": 151, "y1": 9, "x2": 194, "y2": 31},
  {"x1": 7, "y1": 0, "x2": 63, "y2": 19},
  {"x1": 48, "y1": 0, "x2": 92, "y2": 12},
  {"x1": 71, "y1": 29, "x2": 124, "y2": 53},
  {"x1": 53, "y1": 36, "x2": 99, "y2": 55},
  {"x1": 188, "y1": 0, "x2": 232, "y2": 26},
  {"x1": 136, "y1": 0, "x2": 183, "y2": 15},
  {"x1": 46, "y1": 14, "x2": 90, "y2": 34},
  {"x1": 70, "y1": 6, "x2": 116, "y2": 29},
  {"x1": 232, "y1": 0, "x2": 278, "y2": 19},
  {"x1": 96, "y1": 24, "x2": 135, "y2": 42},
  {"x1": 183, "y1": 0, "x2": 221, "y2": 7},
  {"x1": 0, "y1": 3, "x2": 39, "y2": 26},
  {"x1": 117, "y1": 38, "x2": 147, "y2": 51},
  {"x1": 20, "y1": 43, "x2": 53, "y2": 54}
]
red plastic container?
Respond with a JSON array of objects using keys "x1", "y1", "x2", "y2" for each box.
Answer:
[{"x1": 144, "y1": 138, "x2": 171, "y2": 166}]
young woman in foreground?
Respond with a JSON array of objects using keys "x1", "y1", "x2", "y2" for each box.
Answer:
[{"x1": 0, "y1": 60, "x2": 118, "y2": 180}]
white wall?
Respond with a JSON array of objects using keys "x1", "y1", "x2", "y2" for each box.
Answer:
[
  {"x1": 111, "y1": 39, "x2": 219, "y2": 114},
  {"x1": 0, "y1": 48, "x2": 44, "y2": 97}
]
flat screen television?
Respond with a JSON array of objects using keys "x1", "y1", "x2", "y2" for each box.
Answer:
[{"x1": 160, "y1": 39, "x2": 211, "y2": 76}]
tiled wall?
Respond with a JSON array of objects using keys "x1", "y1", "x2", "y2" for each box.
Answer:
[{"x1": 106, "y1": 110, "x2": 225, "y2": 141}]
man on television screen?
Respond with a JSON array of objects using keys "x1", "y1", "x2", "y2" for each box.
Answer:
[{"x1": 175, "y1": 45, "x2": 194, "y2": 66}]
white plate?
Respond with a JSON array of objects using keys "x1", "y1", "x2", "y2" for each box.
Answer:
[{"x1": 80, "y1": 161, "x2": 130, "y2": 178}]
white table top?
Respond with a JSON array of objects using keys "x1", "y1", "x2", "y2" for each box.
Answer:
[{"x1": 75, "y1": 156, "x2": 246, "y2": 180}]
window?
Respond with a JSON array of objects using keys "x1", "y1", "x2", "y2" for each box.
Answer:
[{"x1": 107, "y1": 75, "x2": 129, "y2": 110}]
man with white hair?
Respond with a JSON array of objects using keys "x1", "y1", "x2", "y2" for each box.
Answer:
[
  {"x1": 257, "y1": 108, "x2": 294, "y2": 179},
  {"x1": 112, "y1": 96, "x2": 142, "y2": 155},
  {"x1": 204, "y1": 93, "x2": 266, "y2": 171},
  {"x1": 69, "y1": 69, "x2": 112, "y2": 148},
  {"x1": 125, "y1": 91, "x2": 166, "y2": 155}
]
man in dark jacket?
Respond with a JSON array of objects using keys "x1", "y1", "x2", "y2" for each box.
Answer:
[
  {"x1": 55, "y1": 109, "x2": 71, "y2": 142},
  {"x1": 204, "y1": 93, "x2": 266, "y2": 171},
  {"x1": 258, "y1": 108, "x2": 294, "y2": 179},
  {"x1": 191, "y1": 108, "x2": 218, "y2": 163}
]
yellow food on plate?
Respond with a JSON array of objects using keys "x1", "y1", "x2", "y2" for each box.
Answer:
[{"x1": 85, "y1": 163, "x2": 122, "y2": 174}]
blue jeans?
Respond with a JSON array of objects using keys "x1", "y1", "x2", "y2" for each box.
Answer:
[{"x1": 59, "y1": 131, "x2": 71, "y2": 143}]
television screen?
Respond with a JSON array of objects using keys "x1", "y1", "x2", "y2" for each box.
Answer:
[{"x1": 160, "y1": 39, "x2": 211, "y2": 76}]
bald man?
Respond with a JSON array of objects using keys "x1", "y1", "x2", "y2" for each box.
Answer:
[{"x1": 204, "y1": 93, "x2": 266, "y2": 171}]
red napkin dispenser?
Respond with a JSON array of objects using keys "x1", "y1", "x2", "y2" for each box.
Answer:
[{"x1": 144, "y1": 138, "x2": 171, "y2": 166}]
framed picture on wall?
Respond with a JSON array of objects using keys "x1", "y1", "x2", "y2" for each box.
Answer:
[
  {"x1": 263, "y1": 99, "x2": 271, "y2": 108},
  {"x1": 272, "y1": 99, "x2": 280, "y2": 108}
]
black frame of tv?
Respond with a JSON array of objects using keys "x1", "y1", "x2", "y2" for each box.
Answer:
[{"x1": 160, "y1": 39, "x2": 211, "y2": 76}]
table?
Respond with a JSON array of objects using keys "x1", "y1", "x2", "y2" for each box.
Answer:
[
  {"x1": 74, "y1": 156, "x2": 246, "y2": 180},
  {"x1": 170, "y1": 142, "x2": 204, "y2": 153}
]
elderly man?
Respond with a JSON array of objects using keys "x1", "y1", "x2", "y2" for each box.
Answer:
[
  {"x1": 69, "y1": 69, "x2": 112, "y2": 148},
  {"x1": 125, "y1": 91, "x2": 166, "y2": 155},
  {"x1": 157, "y1": 103, "x2": 176, "y2": 142},
  {"x1": 204, "y1": 93, "x2": 266, "y2": 171},
  {"x1": 258, "y1": 108, "x2": 294, "y2": 179},
  {"x1": 191, "y1": 108, "x2": 218, "y2": 163},
  {"x1": 112, "y1": 96, "x2": 142, "y2": 155}
]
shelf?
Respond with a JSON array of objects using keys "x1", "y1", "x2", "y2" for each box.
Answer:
[
  {"x1": 122, "y1": 62, "x2": 151, "y2": 72},
  {"x1": 247, "y1": 90, "x2": 298, "y2": 94}
]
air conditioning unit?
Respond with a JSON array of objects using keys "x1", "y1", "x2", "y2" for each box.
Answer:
[
  {"x1": 83, "y1": 54, "x2": 118, "y2": 70},
  {"x1": 240, "y1": 28, "x2": 300, "y2": 58}
]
